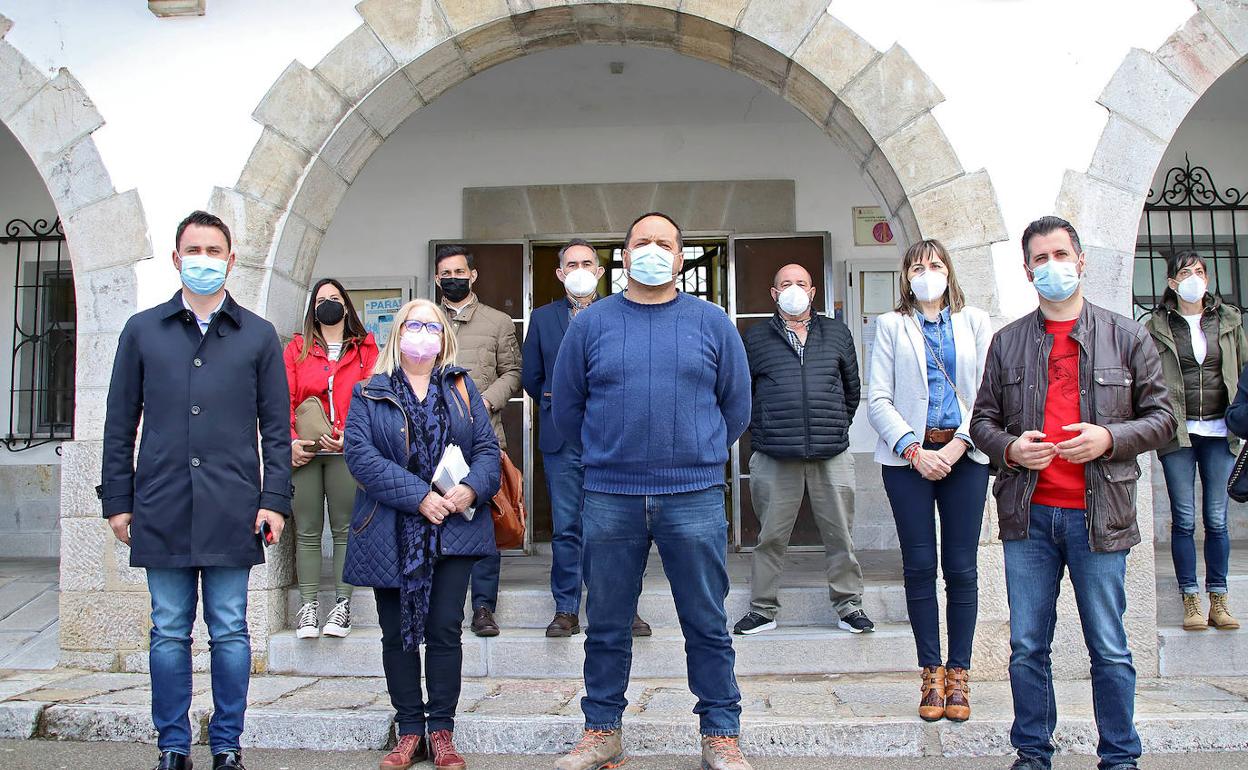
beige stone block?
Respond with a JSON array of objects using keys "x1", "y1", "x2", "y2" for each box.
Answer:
[
  {"x1": 236, "y1": 128, "x2": 312, "y2": 210},
  {"x1": 271, "y1": 213, "x2": 325, "y2": 286},
  {"x1": 74, "y1": 332, "x2": 120, "y2": 390},
  {"x1": 1097, "y1": 49, "x2": 1196, "y2": 145},
  {"x1": 439, "y1": 0, "x2": 510, "y2": 32},
  {"x1": 1077, "y1": 245, "x2": 1136, "y2": 317},
  {"x1": 732, "y1": 33, "x2": 790, "y2": 92},
  {"x1": 247, "y1": 588, "x2": 288, "y2": 654},
  {"x1": 878, "y1": 111, "x2": 962, "y2": 197},
  {"x1": 73, "y1": 386, "x2": 109, "y2": 441},
  {"x1": 684, "y1": 181, "x2": 734, "y2": 232},
  {"x1": 861, "y1": 146, "x2": 906, "y2": 217},
  {"x1": 463, "y1": 186, "x2": 536, "y2": 238},
  {"x1": 910, "y1": 171, "x2": 1008, "y2": 252},
  {"x1": 893, "y1": 200, "x2": 921, "y2": 248},
  {"x1": 42, "y1": 137, "x2": 114, "y2": 216},
  {"x1": 975, "y1": 543, "x2": 1009, "y2": 622},
  {"x1": 320, "y1": 112, "x2": 382, "y2": 183},
  {"x1": 513, "y1": 6, "x2": 579, "y2": 52},
  {"x1": 0, "y1": 39, "x2": 48, "y2": 121},
  {"x1": 59, "y1": 517, "x2": 110, "y2": 592},
  {"x1": 5, "y1": 70, "x2": 102, "y2": 165},
  {"x1": 1195, "y1": 0, "x2": 1248, "y2": 56},
  {"x1": 357, "y1": 72, "x2": 424, "y2": 137},
  {"x1": 314, "y1": 24, "x2": 399, "y2": 104},
  {"x1": 60, "y1": 591, "x2": 151, "y2": 652},
  {"x1": 826, "y1": 101, "x2": 874, "y2": 163},
  {"x1": 840, "y1": 45, "x2": 943, "y2": 142},
  {"x1": 602, "y1": 183, "x2": 659, "y2": 231},
  {"x1": 562, "y1": 184, "x2": 611, "y2": 235},
  {"x1": 736, "y1": 0, "x2": 826, "y2": 57},
  {"x1": 527, "y1": 185, "x2": 573, "y2": 235},
  {"x1": 289, "y1": 160, "x2": 349, "y2": 233},
  {"x1": 1054, "y1": 170, "x2": 1142, "y2": 255},
  {"x1": 403, "y1": 40, "x2": 471, "y2": 103},
  {"x1": 619, "y1": 5, "x2": 679, "y2": 47},
  {"x1": 250, "y1": 532, "x2": 295, "y2": 592},
  {"x1": 680, "y1": 0, "x2": 749, "y2": 29},
  {"x1": 457, "y1": 17, "x2": 526, "y2": 73},
  {"x1": 62, "y1": 190, "x2": 152, "y2": 273},
  {"x1": 252, "y1": 62, "x2": 348, "y2": 153},
  {"x1": 652, "y1": 182, "x2": 696, "y2": 228},
  {"x1": 949, "y1": 245, "x2": 999, "y2": 316},
  {"x1": 264, "y1": 270, "x2": 313, "y2": 341},
  {"x1": 110, "y1": 537, "x2": 148, "y2": 589},
  {"x1": 724, "y1": 179, "x2": 796, "y2": 232},
  {"x1": 676, "y1": 13, "x2": 734, "y2": 67},
  {"x1": 791, "y1": 13, "x2": 877, "y2": 95},
  {"x1": 570, "y1": 3, "x2": 624, "y2": 44},
  {"x1": 782, "y1": 64, "x2": 837, "y2": 127},
  {"x1": 506, "y1": 0, "x2": 570, "y2": 13},
  {"x1": 59, "y1": 650, "x2": 120, "y2": 671},
  {"x1": 209, "y1": 186, "x2": 283, "y2": 270},
  {"x1": 1086, "y1": 115, "x2": 1166, "y2": 199},
  {"x1": 358, "y1": 0, "x2": 452, "y2": 65},
  {"x1": 59, "y1": 441, "x2": 104, "y2": 519},
  {"x1": 969, "y1": 620, "x2": 1011, "y2": 680},
  {"x1": 226, "y1": 264, "x2": 269, "y2": 314},
  {"x1": 1157, "y1": 12, "x2": 1241, "y2": 94}
]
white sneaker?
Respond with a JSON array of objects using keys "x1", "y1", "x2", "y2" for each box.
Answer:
[
  {"x1": 322, "y1": 597, "x2": 352, "y2": 638},
  {"x1": 295, "y1": 600, "x2": 320, "y2": 639}
]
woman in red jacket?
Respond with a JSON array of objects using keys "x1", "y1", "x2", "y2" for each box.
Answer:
[{"x1": 285, "y1": 278, "x2": 379, "y2": 639}]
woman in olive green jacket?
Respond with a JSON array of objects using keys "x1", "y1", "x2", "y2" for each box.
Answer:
[{"x1": 1145, "y1": 251, "x2": 1248, "y2": 633}]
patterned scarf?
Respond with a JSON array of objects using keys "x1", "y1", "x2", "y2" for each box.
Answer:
[{"x1": 390, "y1": 368, "x2": 449, "y2": 652}]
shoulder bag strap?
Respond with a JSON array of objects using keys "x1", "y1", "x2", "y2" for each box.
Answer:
[{"x1": 909, "y1": 315, "x2": 971, "y2": 418}]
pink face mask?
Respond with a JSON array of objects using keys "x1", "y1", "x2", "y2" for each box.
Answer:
[{"x1": 399, "y1": 330, "x2": 441, "y2": 361}]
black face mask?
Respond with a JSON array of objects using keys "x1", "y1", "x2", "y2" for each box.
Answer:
[
  {"x1": 315, "y1": 299, "x2": 345, "y2": 326},
  {"x1": 440, "y1": 277, "x2": 471, "y2": 303}
]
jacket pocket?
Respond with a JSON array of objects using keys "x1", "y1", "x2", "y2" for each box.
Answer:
[
  {"x1": 1098, "y1": 460, "x2": 1140, "y2": 531},
  {"x1": 351, "y1": 499, "x2": 380, "y2": 535},
  {"x1": 1093, "y1": 367, "x2": 1133, "y2": 419},
  {"x1": 1002, "y1": 367, "x2": 1026, "y2": 419}
]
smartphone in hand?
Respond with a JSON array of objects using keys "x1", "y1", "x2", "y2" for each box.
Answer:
[{"x1": 259, "y1": 520, "x2": 275, "y2": 546}]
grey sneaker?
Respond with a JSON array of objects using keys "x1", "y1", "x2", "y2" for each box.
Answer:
[
  {"x1": 837, "y1": 609, "x2": 875, "y2": 634},
  {"x1": 701, "y1": 735, "x2": 752, "y2": 770},
  {"x1": 322, "y1": 597, "x2": 351, "y2": 637},
  {"x1": 554, "y1": 728, "x2": 626, "y2": 770},
  {"x1": 295, "y1": 600, "x2": 319, "y2": 639}
]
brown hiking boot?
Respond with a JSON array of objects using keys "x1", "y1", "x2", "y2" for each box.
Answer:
[
  {"x1": 919, "y1": 665, "x2": 946, "y2": 721},
  {"x1": 944, "y1": 667, "x2": 971, "y2": 722},
  {"x1": 546, "y1": 612, "x2": 582, "y2": 638},
  {"x1": 429, "y1": 730, "x2": 466, "y2": 770},
  {"x1": 1183, "y1": 593, "x2": 1208, "y2": 631},
  {"x1": 554, "y1": 728, "x2": 627, "y2": 770},
  {"x1": 1210, "y1": 593, "x2": 1241, "y2": 630},
  {"x1": 471, "y1": 606, "x2": 499, "y2": 637},
  {"x1": 700, "y1": 735, "x2": 753, "y2": 770},
  {"x1": 631, "y1": 614, "x2": 652, "y2": 637},
  {"x1": 380, "y1": 734, "x2": 424, "y2": 770}
]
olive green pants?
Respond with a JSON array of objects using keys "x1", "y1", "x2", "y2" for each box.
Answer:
[{"x1": 292, "y1": 454, "x2": 356, "y2": 603}]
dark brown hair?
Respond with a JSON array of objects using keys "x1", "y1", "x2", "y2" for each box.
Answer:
[
  {"x1": 175, "y1": 210, "x2": 232, "y2": 252},
  {"x1": 1162, "y1": 250, "x2": 1208, "y2": 307},
  {"x1": 624, "y1": 211, "x2": 683, "y2": 251},
  {"x1": 1021, "y1": 215, "x2": 1081, "y2": 263},
  {"x1": 297, "y1": 278, "x2": 369, "y2": 363},
  {"x1": 895, "y1": 239, "x2": 966, "y2": 315}
]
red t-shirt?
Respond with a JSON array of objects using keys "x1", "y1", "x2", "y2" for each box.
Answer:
[{"x1": 1031, "y1": 318, "x2": 1087, "y2": 509}]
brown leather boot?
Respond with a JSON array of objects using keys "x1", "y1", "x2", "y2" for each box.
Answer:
[
  {"x1": 379, "y1": 734, "x2": 424, "y2": 770},
  {"x1": 429, "y1": 730, "x2": 466, "y2": 770},
  {"x1": 944, "y1": 667, "x2": 971, "y2": 722},
  {"x1": 919, "y1": 665, "x2": 946, "y2": 722}
]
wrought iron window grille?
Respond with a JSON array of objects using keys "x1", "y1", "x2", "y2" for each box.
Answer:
[{"x1": 1, "y1": 217, "x2": 74, "y2": 452}]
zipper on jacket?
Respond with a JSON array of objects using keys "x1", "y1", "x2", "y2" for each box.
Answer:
[
  {"x1": 800, "y1": 328, "x2": 810, "y2": 458},
  {"x1": 1021, "y1": 329, "x2": 1049, "y2": 537}
]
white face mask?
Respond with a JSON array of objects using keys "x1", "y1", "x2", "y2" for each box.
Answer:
[
  {"x1": 563, "y1": 268, "x2": 598, "y2": 298},
  {"x1": 1176, "y1": 275, "x2": 1207, "y2": 304},
  {"x1": 910, "y1": 271, "x2": 948, "y2": 303},
  {"x1": 776, "y1": 285, "x2": 811, "y2": 316}
]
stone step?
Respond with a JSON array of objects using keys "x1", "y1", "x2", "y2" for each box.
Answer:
[
  {"x1": 267, "y1": 624, "x2": 918, "y2": 679},
  {"x1": 288, "y1": 580, "x2": 910, "y2": 630},
  {"x1": 1155, "y1": 574, "x2": 1248, "y2": 624},
  {"x1": 1158, "y1": 623, "x2": 1248, "y2": 677}
]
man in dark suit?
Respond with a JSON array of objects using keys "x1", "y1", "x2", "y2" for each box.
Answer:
[
  {"x1": 99, "y1": 211, "x2": 292, "y2": 770},
  {"x1": 523, "y1": 239, "x2": 649, "y2": 638}
]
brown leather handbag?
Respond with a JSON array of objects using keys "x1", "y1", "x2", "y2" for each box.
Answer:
[{"x1": 454, "y1": 376, "x2": 527, "y2": 550}]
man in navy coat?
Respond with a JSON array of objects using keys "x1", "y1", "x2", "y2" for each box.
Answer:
[
  {"x1": 99, "y1": 211, "x2": 292, "y2": 770},
  {"x1": 523, "y1": 239, "x2": 650, "y2": 639}
]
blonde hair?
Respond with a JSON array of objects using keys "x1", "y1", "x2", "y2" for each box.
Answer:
[{"x1": 373, "y1": 298, "x2": 458, "y2": 375}]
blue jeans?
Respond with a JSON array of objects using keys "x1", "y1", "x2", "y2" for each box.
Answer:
[
  {"x1": 470, "y1": 554, "x2": 500, "y2": 611},
  {"x1": 147, "y1": 567, "x2": 252, "y2": 756},
  {"x1": 581, "y1": 486, "x2": 740, "y2": 736},
  {"x1": 1159, "y1": 435, "x2": 1233, "y2": 594},
  {"x1": 545, "y1": 445, "x2": 585, "y2": 615},
  {"x1": 1004, "y1": 504, "x2": 1139, "y2": 770}
]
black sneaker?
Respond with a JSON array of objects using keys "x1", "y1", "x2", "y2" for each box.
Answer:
[
  {"x1": 837, "y1": 609, "x2": 875, "y2": 634},
  {"x1": 212, "y1": 751, "x2": 245, "y2": 770},
  {"x1": 1009, "y1": 758, "x2": 1049, "y2": 770},
  {"x1": 733, "y1": 611, "x2": 777, "y2": 635}
]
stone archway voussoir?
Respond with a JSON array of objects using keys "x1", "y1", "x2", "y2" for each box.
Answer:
[
  {"x1": 736, "y1": 0, "x2": 827, "y2": 58},
  {"x1": 1096, "y1": 48, "x2": 1197, "y2": 146},
  {"x1": 1155, "y1": 12, "x2": 1241, "y2": 95},
  {"x1": 235, "y1": 128, "x2": 315, "y2": 212},
  {"x1": 5, "y1": 70, "x2": 104, "y2": 170},
  {"x1": 439, "y1": 0, "x2": 511, "y2": 35},
  {"x1": 680, "y1": 0, "x2": 750, "y2": 30},
  {"x1": 1054, "y1": 170, "x2": 1142, "y2": 255},
  {"x1": 0, "y1": 39, "x2": 48, "y2": 120},
  {"x1": 209, "y1": 186, "x2": 285, "y2": 269},
  {"x1": 62, "y1": 190, "x2": 152, "y2": 274},
  {"x1": 909, "y1": 171, "x2": 1008, "y2": 254},
  {"x1": 838, "y1": 45, "x2": 943, "y2": 143},
  {"x1": 252, "y1": 61, "x2": 351, "y2": 156},
  {"x1": 790, "y1": 12, "x2": 877, "y2": 95},
  {"x1": 313, "y1": 24, "x2": 402, "y2": 105},
  {"x1": 357, "y1": 0, "x2": 452, "y2": 66},
  {"x1": 877, "y1": 111, "x2": 964, "y2": 199},
  {"x1": 1194, "y1": 0, "x2": 1248, "y2": 56}
]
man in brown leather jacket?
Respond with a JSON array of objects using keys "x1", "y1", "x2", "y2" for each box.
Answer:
[{"x1": 971, "y1": 216, "x2": 1174, "y2": 770}]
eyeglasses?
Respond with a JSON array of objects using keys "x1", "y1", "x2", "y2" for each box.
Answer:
[{"x1": 402, "y1": 320, "x2": 443, "y2": 334}]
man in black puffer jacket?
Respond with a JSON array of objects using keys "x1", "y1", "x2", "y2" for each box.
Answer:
[{"x1": 732, "y1": 264, "x2": 873, "y2": 636}]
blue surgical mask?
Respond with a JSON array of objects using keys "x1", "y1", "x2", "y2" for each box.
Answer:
[
  {"x1": 627, "y1": 243, "x2": 675, "y2": 287},
  {"x1": 180, "y1": 254, "x2": 229, "y2": 295},
  {"x1": 1031, "y1": 260, "x2": 1080, "y2": 302}
]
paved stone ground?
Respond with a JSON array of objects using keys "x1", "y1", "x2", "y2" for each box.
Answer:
[
  {"x1": 3, "y1": 669, "x2": 1248, "y2": 757},
  {"x1": 0, "y1": 559, "x2": 57, "y2": 670}
]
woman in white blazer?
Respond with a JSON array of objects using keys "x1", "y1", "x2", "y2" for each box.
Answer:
[{"x1": 868, "y1": 239, "x2": 992, "y2": 724}]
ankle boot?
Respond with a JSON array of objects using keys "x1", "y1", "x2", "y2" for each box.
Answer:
[
  {"x1": 1210, "y1": 592, "x2": 1241, "y2": 630},
  {"x1": 944, "y1": 667, "x2": 971, "y2": 722},
  {"x1": 1183, "y1": 593, "x2": 1208, "y2": 631},
  {"x1": 919, "y1": 665, "x2": 946, "y2": 722}
]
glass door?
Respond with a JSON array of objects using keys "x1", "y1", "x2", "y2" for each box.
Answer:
[{"x1": 727, "y1": 233, "x2": 832, "y2": 551}]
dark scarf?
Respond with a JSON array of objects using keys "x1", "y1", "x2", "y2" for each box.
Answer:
[{"x1": 390, "y1": 368, "x2": 449, "y2": 652}]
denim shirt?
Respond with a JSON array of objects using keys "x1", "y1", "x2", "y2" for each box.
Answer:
[{"x1": 893, "y1": 307, "x2": 969, "y2": 455}]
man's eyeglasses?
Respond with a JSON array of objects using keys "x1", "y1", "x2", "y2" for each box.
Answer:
[{"x1": 403, "y1": 321, "x2": 443, "y2": 334}]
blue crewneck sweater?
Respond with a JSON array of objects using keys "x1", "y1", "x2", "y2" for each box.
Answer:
[{"x1": 551, "y1": 291, "x2": 751, "y2": 495}]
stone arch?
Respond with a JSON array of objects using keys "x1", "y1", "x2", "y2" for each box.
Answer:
[
  {"x1": 219, "y1": 0, "x2": 1009, "y2": 335},
  {"x1": 2, "y1": 14, "x2": 153, "y2": 667},
  {"x1": 1055, "y1": 0, "x2": 1248, "y2": 312}
]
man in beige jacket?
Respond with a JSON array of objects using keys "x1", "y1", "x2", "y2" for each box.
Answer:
[{"x1": 436, "y1": 244, "x2": 522, "y2": 636}]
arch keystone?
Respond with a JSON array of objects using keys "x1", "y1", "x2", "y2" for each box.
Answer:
[{"x1": 358, "y1": 0, "x2": 453, "y2": 64}]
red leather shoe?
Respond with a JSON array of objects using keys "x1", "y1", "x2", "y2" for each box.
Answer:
[
  {"x1": 429, "y1": 729, "x2": 467, "y2": 770},
  {"x1": 379, "y1": 734, "x2": 424, "y2": 770}
]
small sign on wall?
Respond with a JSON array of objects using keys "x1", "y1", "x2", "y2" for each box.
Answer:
[{"x1": 852, "y1": 206, "x2": 895, "y2": 246}]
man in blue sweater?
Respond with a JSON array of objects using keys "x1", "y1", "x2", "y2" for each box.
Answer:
[{"x1": 551, "y1": 213, "x2": 753, "y2": 770}]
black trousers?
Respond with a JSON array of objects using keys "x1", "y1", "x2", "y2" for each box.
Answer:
[{"x1": 375, "y1": 555, "x2": 476, "y2": 735}]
